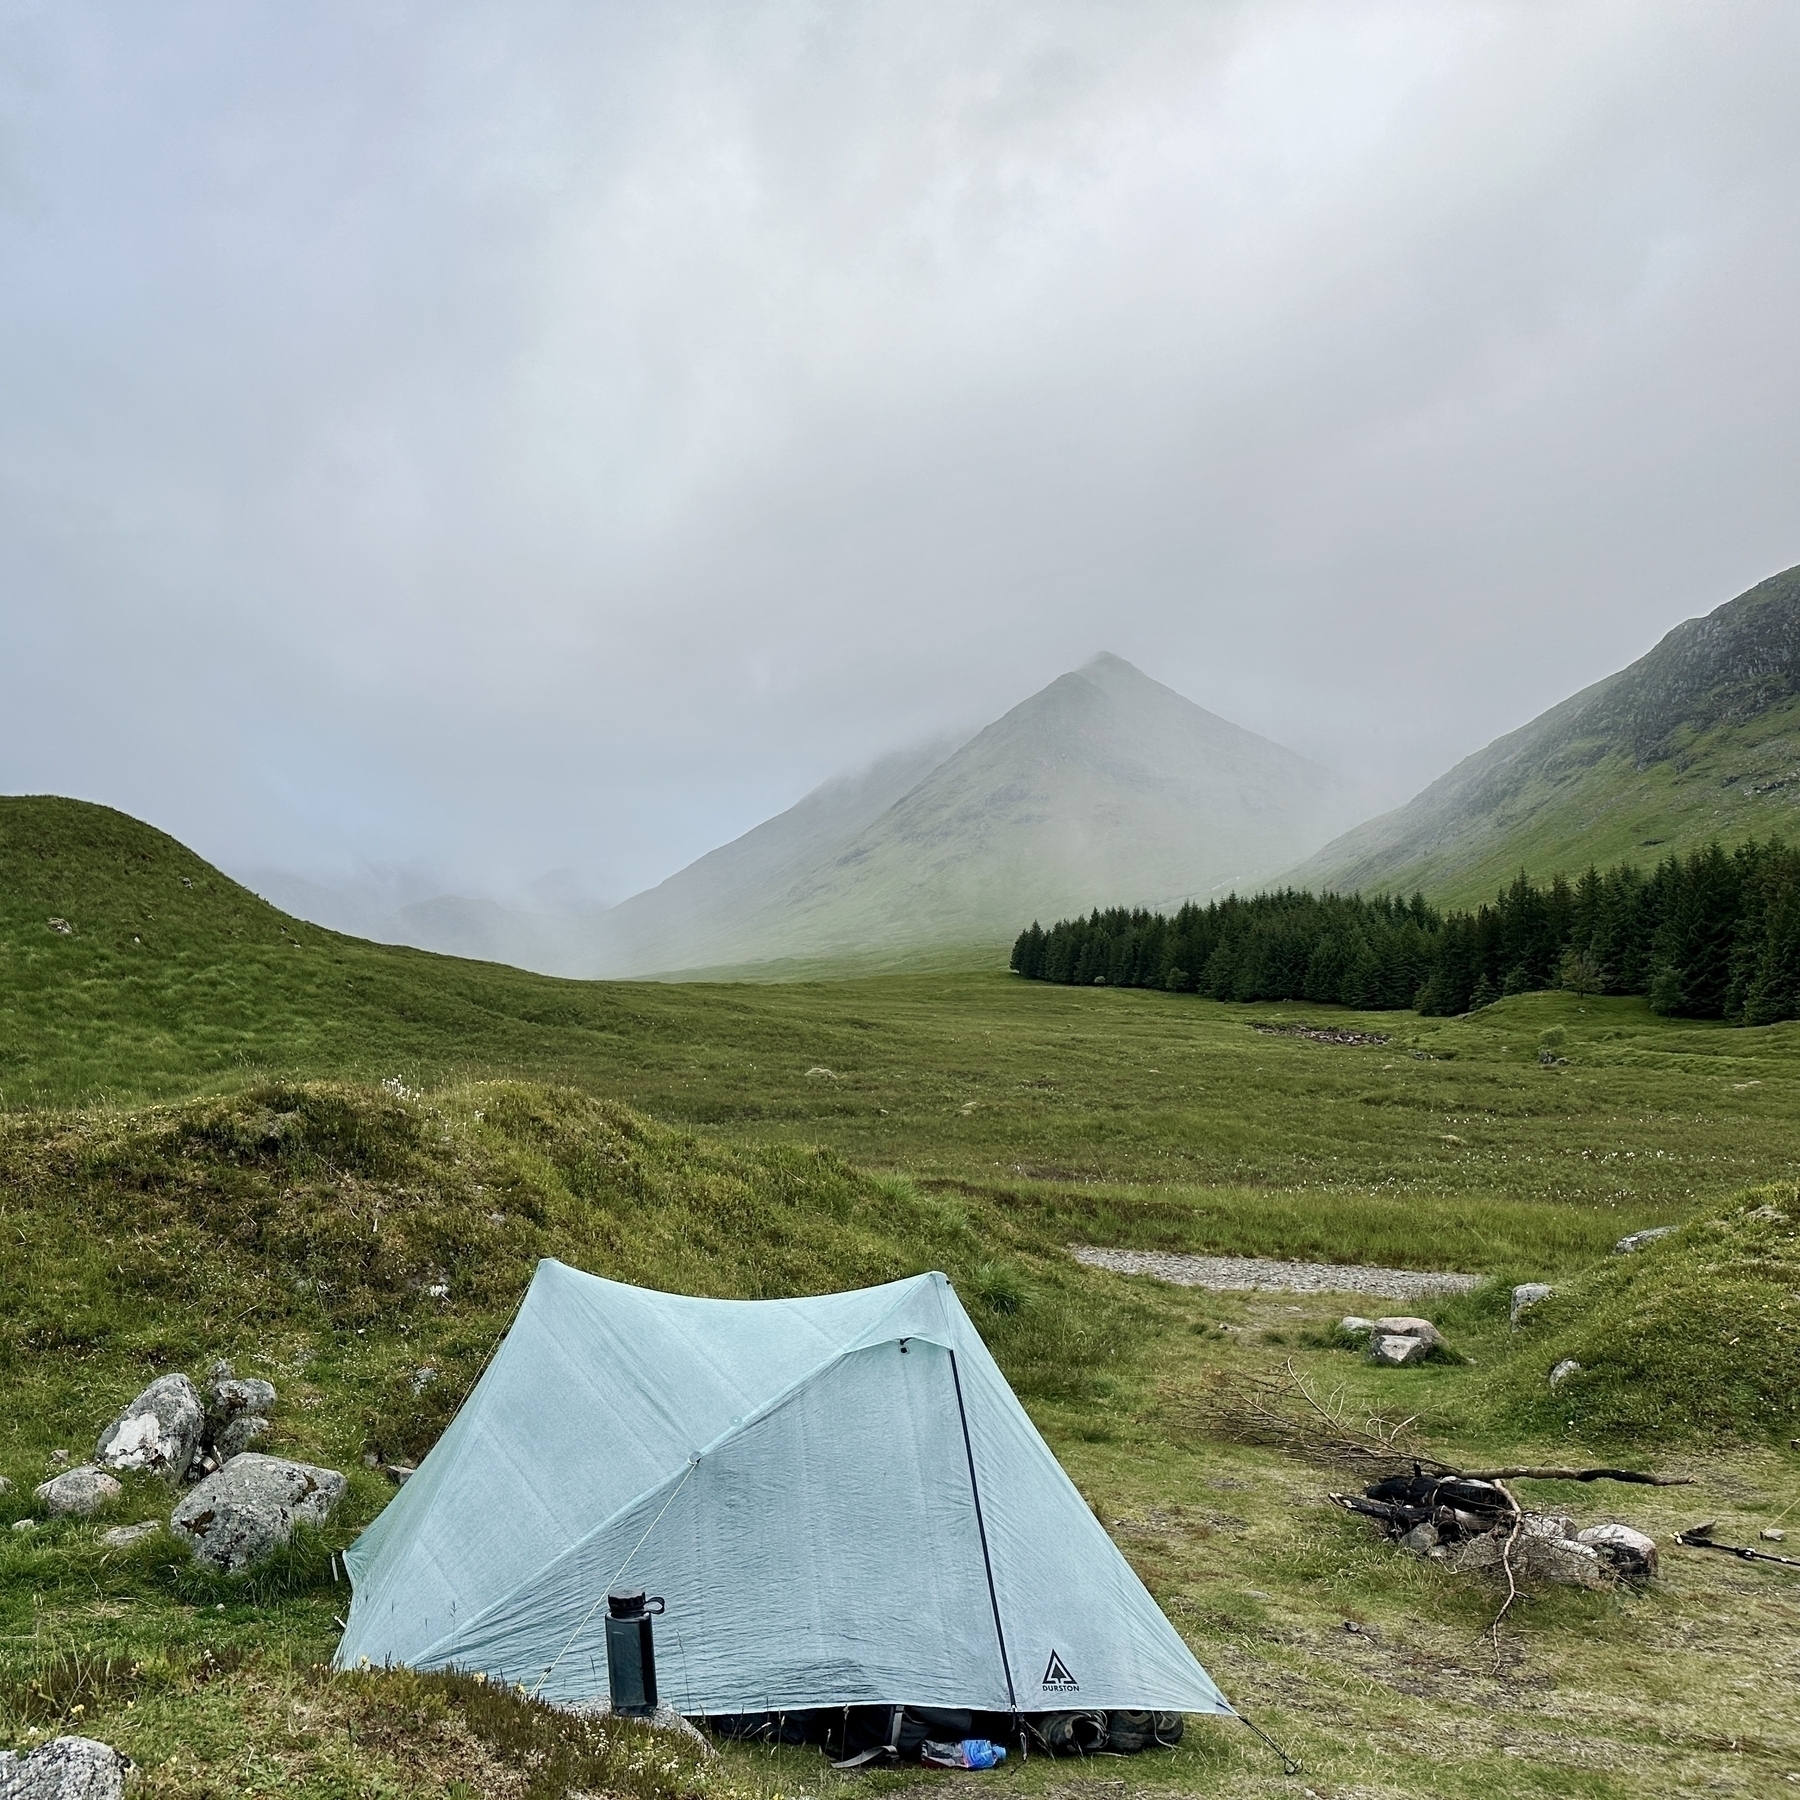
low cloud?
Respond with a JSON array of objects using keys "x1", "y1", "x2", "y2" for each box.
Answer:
[{"x1": 2, "y1": 2, "x2": 1796, "y2": 901}]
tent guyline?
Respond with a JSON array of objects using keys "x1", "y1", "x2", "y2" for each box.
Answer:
[
  {"x1": 335, "y1": 1264, "x2": 1234, "y2": 1729},
  {"x1": 529, "y1": 1454, "x2": 699, "y2": 1700}
]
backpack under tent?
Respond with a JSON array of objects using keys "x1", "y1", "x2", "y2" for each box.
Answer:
[{"x1": 335, "y1": 1262, "x2": 1233, "y2": 1738}]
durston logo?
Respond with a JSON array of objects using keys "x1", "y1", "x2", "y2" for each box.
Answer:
[{"x1": 1041, "y1": 1650, "x2": 1078, "y2": 1692}]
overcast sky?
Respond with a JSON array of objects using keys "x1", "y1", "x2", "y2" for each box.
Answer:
[{"x1": 3, "y1": 2, "x2": 1797, "y2": 906}]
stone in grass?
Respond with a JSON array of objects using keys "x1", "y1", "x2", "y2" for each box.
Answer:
[
  {"x1": 1446, "y1": 1515, "x2": 1606, "y2": 1589},
  {"x1": 1524, "y1": 1518, "x2": 1607, "y2": 1590},
  {"x1": 96, "y1": 1372, "x2": 205, "y2": 1484},
  {"x1": 0, "y1": 1735, "x2": 131, "y2": 1799},
  {"x1": 1398, "y1": 1521, "x2": 1439, "y2": 1556},
  {"x1": 1369, "y1": 1333, "x2": 1432, "y2": 1367},
  {"x1": 1372, "y1": 1316, "x2": 1444, "y2": 1351},
  {"x1": 1549, "y1": 1358, "x2": 1582, "y2": 1389},
  {"x1": 100, "y1": 1520, "x2": 162, "y2": 1549},
  {"x1": 1339, "y1": 1316, "x2": 1375, "y2": 1336},
  {"x1": 184, "y1": 1362, "x2": 280, "y2": 1475},
  {"x1": 1577, "y1": 1523, "x2": 1658, "y2": 1579},
  {"x1": 34, "y1": 1466, "x2": 122, "y2": 1516},
  {"x1": 170, "y1": 1453, "x2": 345, "y2": 1572},
  {"x1": 1613, "y1": 1226, "x2": 1676, "y2": 1255},
  {"x1": 1509, "y1": 1283, "x2": 1552, "y2": 1325}
]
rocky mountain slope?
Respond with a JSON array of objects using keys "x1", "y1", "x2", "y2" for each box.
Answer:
[
  {"x1": 591, "y1": 653, "x2": 1372, "y2": 974},
  {"x1": 1292, "y1": 564, "x2": 1800, "y2": 904}
]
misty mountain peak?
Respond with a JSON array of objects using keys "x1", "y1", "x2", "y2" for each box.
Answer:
[{"x1": 591, "y1": 656, "x2": 1372, "y2": 973}]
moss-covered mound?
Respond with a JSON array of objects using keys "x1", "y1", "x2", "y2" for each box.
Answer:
[
  {"x1": 1486, "y1": 1186, "x2": 1800, "y2": 1445},
  {"x1": 0, "y1": 1078, "x2": 1142, "y2": 1483}
]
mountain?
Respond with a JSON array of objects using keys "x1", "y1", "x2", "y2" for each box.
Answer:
[
  {"x1": 1292, "y1": 563, "x2": 1800, "y2": 904},
  {"x1": 591, "y1": 735, "x2": 964, "y2": 976},
  {"x1": 591, "y1": 653, "x2": 1373, "y2": 974}
]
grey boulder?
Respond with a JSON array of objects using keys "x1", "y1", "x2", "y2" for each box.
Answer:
[
  {"x1": 1338, "y1": 1316, "x2": 1375, "y2": 1336},
  {"x1": 1366, "y1": 1316, "x2": 1444, "y2": 1364},
  {"x1": 189, "y1": 1366, "x2": 278, "y2": 1475},
  {"x1": 96, "y1": 1373, "x2": 204, "y2": 1483},
  {"x1": 0, "y1": 1736, "x2": 130, "y2": 1799},
  {"x1": 1549, "y1": 1358, "x2": 1583, "y2": 1389},
  {"x1": 34, "y1": 1467, "x2": 121, "y2": 1517},
  {"x1": 170, "y1": 1453, "x2": 345, "y2": 1572},
  {"x1": 1372, "y1": 1316, "x2": 1444, "y2": 1350},
  {"x1": 1509, "y1": 1283, "x2": 1552, "y2": 1324},
  {"x1": 1577, "y1": 1522, "x2": 1658, "y2": 1579}
]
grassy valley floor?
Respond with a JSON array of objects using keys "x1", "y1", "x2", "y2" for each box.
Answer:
[{"x1": 5, "y1": 802, "x2": 1800, "y2": 1796}]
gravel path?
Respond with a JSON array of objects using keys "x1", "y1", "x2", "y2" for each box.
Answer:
[{"x1": 1070, "y1": 1246, "x2": 1481, "y2": 1301}]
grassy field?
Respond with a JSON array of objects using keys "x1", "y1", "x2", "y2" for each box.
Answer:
[
  {"x1": 4, "y1": 1080, "x2": 1797, "y2": 1799},
  {"x1": 13, "y1": 802, "x2": 1800, "y2": 1276},
  {"x1": 6, "y1": 795, "x2": 1800, "y2": 1796}
]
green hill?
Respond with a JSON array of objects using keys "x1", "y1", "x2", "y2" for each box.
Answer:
[
  {"x1": 1292, "y1": 564, "x2": 1800, "y2": 904},
  {"x1": 1481, "y1": 1183, "x2": 1800, "y2": 1445}
]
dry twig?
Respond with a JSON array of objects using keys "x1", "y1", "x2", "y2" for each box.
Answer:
[
  {"x1": 1194, "y1": 1359, "x2": 1433, "y2": 1470},
  {"x1": 1485, "y1": 1480, "x2": 1524, "y2": 1670}
]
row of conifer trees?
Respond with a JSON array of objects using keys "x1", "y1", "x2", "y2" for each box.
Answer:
[{"x1": 1008, "y1": 839, "x2": 1800, "y2": 1024}]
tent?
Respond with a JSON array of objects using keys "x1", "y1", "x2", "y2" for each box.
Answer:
[{"x1": 337, "y1": 1261, "x2": 1233, "y2": 1721}]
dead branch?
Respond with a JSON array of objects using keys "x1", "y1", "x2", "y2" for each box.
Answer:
[
  {"x1": 1193, "y1": 1359, "x2": 1435, "y2": 1471},
  {"x1": 1485, "y1": 1480, "x2": 1524, "y2": 1670},
  {"x1": 1461, "y1": 1467, "x2": 1693, "y2": 1486}
]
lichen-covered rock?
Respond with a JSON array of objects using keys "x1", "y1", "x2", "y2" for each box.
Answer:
[
  {"x1": 1577, "y1": 1522, "x2": 1658, "y2": 1579},
  {"x1": 206, "y1": 1373, "x2": 276, "y2": 1436},
  {"x1": 1339, "y1": 1316, "x2": 1374, "y2": 1336},
  {"x1": 169, "y1": 1453, "x2": 345, "y2": 1572},
  {"x1": 1369, "y1": 1332, "x2": 1431, "y2": 1367},
  {"x1": 184, "y1": 1366, "x2": 279, "y2": 1477},
  {"x1": 1509, "y1": 1283, "x2": 1552, "y2": 1324},
  {"x1": 1529, "y1": 1532, "x2": 1606, "y2": 1589},
  {"x1": 96, "y1": 1373, "x2": 204, "y2": 1483},
  {"x1": 0, "y1": 1734, "x2": 130, "y2": 1798},
  {"x1": 1549, "y1": 1358, "x2": 1582, "y2": 1389},
  {"x1": 34, "y1": 1467, "x2": 122, "y2": 1517}
]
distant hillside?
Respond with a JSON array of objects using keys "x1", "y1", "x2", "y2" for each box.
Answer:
[
  {"x1": 590, "y1": 653, "x2": 1373, "y2": 974},
  {"x1": 1293, "y1": 564, "x2": 1800, "y2": 904},
  {"x1": 247, "y1": 867, "x2": 597, "y2": 975},
  {"x1": 591, "y1": 735, "x2": 963, "y2": 976}
]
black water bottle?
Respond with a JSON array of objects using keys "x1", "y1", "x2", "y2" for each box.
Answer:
[{"x1": 604, "y1": 1589, "x2": 665, "y2": 1716}]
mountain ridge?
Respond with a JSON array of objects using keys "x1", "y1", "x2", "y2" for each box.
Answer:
[{"x1": 1291, "y1": 564, "x2": 1800, "y2": 904}]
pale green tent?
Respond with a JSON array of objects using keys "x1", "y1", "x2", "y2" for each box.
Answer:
[{"x1": 337, "y1": 1262, "x2": 1232, "y2": 1720}]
